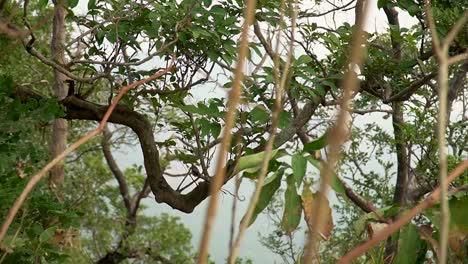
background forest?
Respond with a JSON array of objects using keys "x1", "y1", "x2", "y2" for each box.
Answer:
[{"x1": 0, "y1": 0, "x2": 467, "y2": 263}]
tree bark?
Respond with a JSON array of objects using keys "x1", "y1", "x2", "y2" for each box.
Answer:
[
  {"x1": 384, "y1": 6, "x2": 406, "y2": 262},
  {"x1": 391, "y1": 101, "x2": 408, "y2": 205},
  {"x1": 49, "y1": 0, "x2": 69, "y2": 186}
]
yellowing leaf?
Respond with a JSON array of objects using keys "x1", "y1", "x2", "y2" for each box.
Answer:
[
  {"x1": 447, "y1": 194, "x2": 468, "y2": 260},
  {"x1": 449, "y1": 229, "x2": 468, "y2": 260},
  {"x1": 301, "y1": 187, "x2": 333, "y2": 240}
]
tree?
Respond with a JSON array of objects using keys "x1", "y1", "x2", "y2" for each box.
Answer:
[{"x1": 0, "y1": 0, "x2": 467, "y2": 263}]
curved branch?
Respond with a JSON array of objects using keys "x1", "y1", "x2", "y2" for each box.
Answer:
[
  {"x1": 61, "y1": 95, "x2": 212, "y2": 213},
  {"x1": 0, "y1": 65, "x2": 173, "y2": 244},
  {"x1": 12, "y1": 82, "x2": 323, "y2": 215}
]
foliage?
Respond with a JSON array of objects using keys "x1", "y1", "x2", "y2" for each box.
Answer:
[
  {"x1": 0, "y1": 0, "x2": 467, "y2": 263},
  {"x1": 0, "y1": 76, "x2": 76, "y2": 263}
]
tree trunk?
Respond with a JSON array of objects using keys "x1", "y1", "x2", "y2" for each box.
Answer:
[
  {"x1": 384, "y1": 6, "x2": 407, "y2": 263},
  {"x1": 49, "y1": 0, "x2": 68, "y2": 186},
  {"x1": 391, "y1": 102, "x2": 409, "y2": 205}
]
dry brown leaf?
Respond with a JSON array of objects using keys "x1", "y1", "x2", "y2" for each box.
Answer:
[
  {"x1": 366, "y1": 222, "x2": 389, "y2": 238},
  {"x1": 448, "y1": 228, "x2": 468, "y2": 260},
  {"x1": 301, "y1": 189, "x2": 333, "y2": 240},
  {"x1": 51, "y1": 228, "x2": 77, "y2": 248}
]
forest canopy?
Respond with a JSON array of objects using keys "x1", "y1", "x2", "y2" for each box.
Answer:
[{"x1": 0, "y1": 0, "x2": 467, "y2": 263}]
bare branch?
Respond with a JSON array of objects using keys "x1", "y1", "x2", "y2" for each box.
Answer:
[
  {"x1": 337, "y1": 161, "x2": 468, "y2": 263},
  {"x1": 102, "y1": 126, "x2": 132, "y2": 212}
]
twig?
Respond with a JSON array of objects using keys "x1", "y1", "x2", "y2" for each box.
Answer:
[
  {"x1": 0, "y1": 207, "x2": 27, "y2": 263},
  {"x1": 187, "y1": 112, "x2": 210, "y2": 178},
  {"x1": 337, "y1": 160, "x2": 468, "y2": 263},
  {"x1": 229, "y1": 136, "x2": 243, "y2": 253},
  {"x1": 228, "y1": 1, "x2": 297, "y2": 263},
  {"x1": 0, "y1": 61, "x2": 174, "y2": 243},
  {"x1": 65, "y1": 20, "x2": 110, "y2": 49},
  {"x1": 298, "y1": 0, "x2": 355, "y2": 18},
  {"x1": 448, "y1": 52, "x2": 468, "y2": 65},
  {"x1": 196, "y1": 0, "x2": 258, "y2": 262},
  {"x1": 424, "y1": 4, "x2": 467, "y2": 263},
  {"x1": 303, "y1": 0, "x2": 370, "y2": 262}
]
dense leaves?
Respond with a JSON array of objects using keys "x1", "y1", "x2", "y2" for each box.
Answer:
[{"x1": 0, "y1": 0, "x2": 467, "y2": 263}]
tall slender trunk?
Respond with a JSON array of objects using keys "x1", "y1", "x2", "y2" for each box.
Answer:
[
  {"x1": 49, "y1": 0, "x2": 68, "y2": 186},
  {"x1": 391, "y1": 102, "x2": 409, "y2": 205},
  {"x1": 383, "y1": 6, "x2": 408, "y2": 262}
]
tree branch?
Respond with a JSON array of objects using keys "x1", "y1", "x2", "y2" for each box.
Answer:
[
  {"x1": 338, "y1": 161, "x2": 468, "y2": 263},
  {"x1": 384, "y1": 72, "x2": 438, "y2": 103},
  {"x1": 102, "y1": 127, "x2": 132, "y2": 212}
]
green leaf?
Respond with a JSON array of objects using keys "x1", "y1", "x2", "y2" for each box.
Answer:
[
  {"x1": 322, "y1": 80, "x2": 336, "y2": 90},
  {"x1": 191, "y1": 28, "x2": 206, "y2": 39},
  {"x1": 106, "y1": 29, "x2": 117, "y2": 43},
  {"x1": 448, "y1": 193, "x2": 468, "y2": 231},
  {"x1": 1, "y1": 235, "x2": 25, "y2": 248},
  {"x1": 210, "y1": 122, "x2": 221, "y2": 138},
  {"x1": 294, "y1": 54, "x2": 312, "y2": 66},
  {"x1": 291, "y1": 153, "x2": 307, "y2": 186},
  {"x1": 400, "y1": 58, "x2": 417, "y2": 70},
  {"x1": 88, "y1": 0, "x2": 96, "y2": 9},
  {"x1": 39, "y1": 226, "x2": 57, "y2": 243},
  {"x1": 7, "y1": 102, "x2": 21, "y2": 121},
  {"x1": 223, "y1": 81, "x2": 233, "y2": 88},
  {"x1": 67, "y1": 0, "x2": 79, "y2": 8},
  {"x1": 306, "y1": 156, "x2": 346, "y2": 195},
  {"x1": 196, "y1": 102, "x2": 211, "y2": 115},
  {"x1": 203, "y1": 0, "x2": 212, "y2": 7},
  {"x1": 243, "y1": 168, "x2": 284, "y2": 226},
  {"x1": 394, "y1": 224, "x2": 427, "y2": 264},
  {"x1": 278, "y1": 111, "x2": 291, "y2": 129},
  {"x1": 396, "y1": 0, "x2": 420, "y2": 16},
  {"x1": 208, "y1": 101, "x2": 222, "y2": 118},
  {"x1": 250, "y1": 106, "x2": 270, "y2": 124},
  {"x1": 179, "y1": 104, "x2": 199, "y2": 114},
  {"x1": 281, "y1": 173, "x2": 302, "y2": 232},
  {"x1": 175, "y1": 151, "x2": 198, "y2": 163},
  {"x1": 39, "y1": 0, "x2": 49, "y2": 9},
  {"x1": 234, "y1": 149, "x2": 280, "y2": 175},
  {"x1": 303, "y1": 132, "x2": 327, "y2": 152},
  {"x1": 197, "y1": 118, "x2": 211, "y2": 137},
  {"x1": 424, "y1": 193, "x2": 468, "y2": 231},
  {"x1": 0, "y1": 75, "x2": 14, "y2": 95},
  {"x1": 210, "y1": 5, "x2": 227, "y2": 17},
  {"x1": 377, "y1": 0, "x2": 391, "y2": 9}
]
